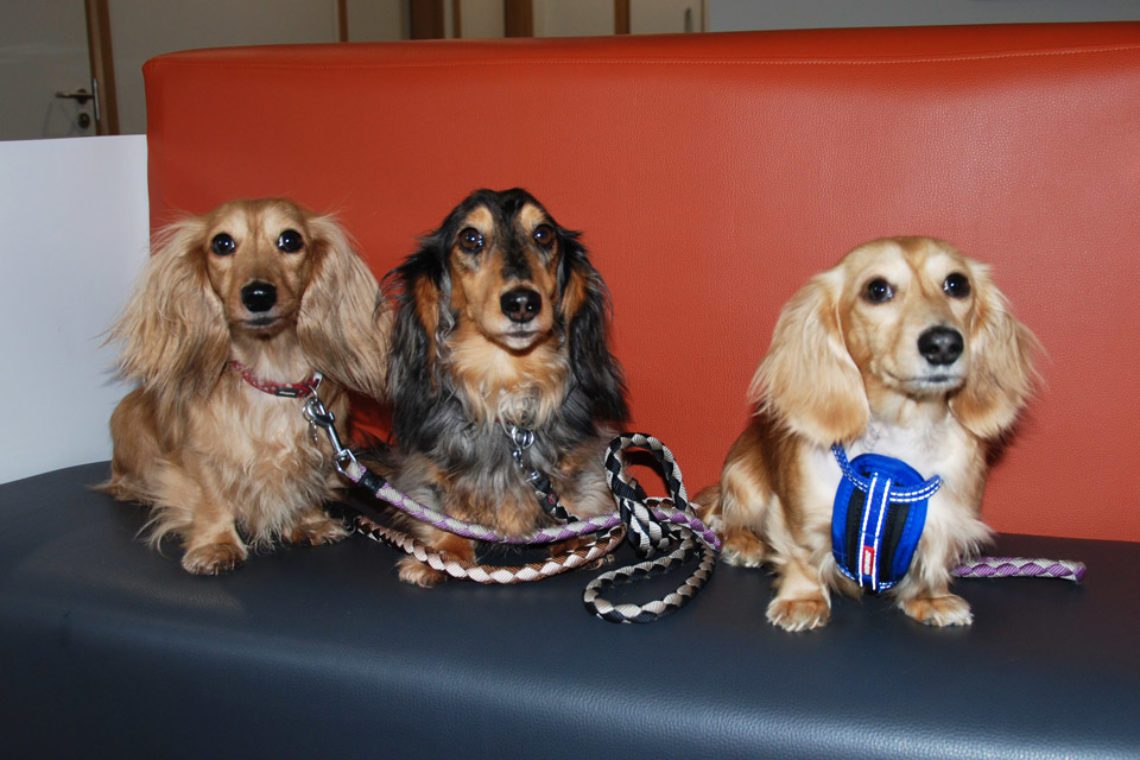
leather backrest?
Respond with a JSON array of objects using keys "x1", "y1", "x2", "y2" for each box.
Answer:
[{"x1": 144, "y1": 23, "x2": 1140, "y2": 541}]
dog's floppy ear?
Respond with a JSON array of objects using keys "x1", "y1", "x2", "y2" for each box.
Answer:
[
  {"x1": 112, "y1": 216, "x2": 229, "y2": 401},
  {"x1": 949, "y1": 262, "x2": 1039, "y2": 439},
  {"x1": 297, "y1": 215, "x2": 391, "y2": 400},
  {"x1": 753, "y1": 270, "x2": 868, "y2": 445},
  {"x1": 558, "y1": 234, "x2": 629, "y2": 424},
  {"x1": 384, "y1": 230, "x2": 455, "y2": 440}
]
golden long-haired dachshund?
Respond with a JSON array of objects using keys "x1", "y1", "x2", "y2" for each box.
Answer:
[
  {"x1": 698, "y1": 237, "x2": 1038, "y2": 630},
  {"x1": 100, "y1": 198, "x2": 390, "y2": 574},
  {"x1": 374, "y1": 188, "x2": 628, "y2": 587}
]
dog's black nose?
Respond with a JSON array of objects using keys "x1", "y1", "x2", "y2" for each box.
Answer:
[
  {"x1": 918, "y1": 326, "x2": 964, "y2": 366},
  {"x1": 500, "y1": 288, "x2": 541, "y2": 324},
  {"x1": 241, "y1": 281, "x2": 277, "y2": 313}
]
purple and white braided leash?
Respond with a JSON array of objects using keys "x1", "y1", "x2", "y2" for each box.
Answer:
[
  {"x1": 341, "y1": 433, "x2": 723, "y2": 623},
  {"x1": 339, "y1": 456, "x2": 721, "y2": 549},
  {"x1": 953, "y1": 556, "x2": 1086, "y2": 582}
]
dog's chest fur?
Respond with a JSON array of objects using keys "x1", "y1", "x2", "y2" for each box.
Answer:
[
  {"x1": 449, "y1": 333, "x2": 569, "y2": 428},
  {"x1": 402, "y1": 367, "x2": 611, "y2": 531},
  {"x1": 849, "y1": 414, "x2": 972, "y2": 479},
  {"x1": 183, "y1": 367, "x2": 339, "y2": 536}
]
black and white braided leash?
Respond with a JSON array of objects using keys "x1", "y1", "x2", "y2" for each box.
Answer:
[
  {"x1": 586, "y1": 433, "x2": 721, "y2": 623},
  {"x1": 503, "y1": 425, "x2": 722, "y2": 623},
  {"x1": 509, "y1": 426, "x2": 723, "y2": 622}
]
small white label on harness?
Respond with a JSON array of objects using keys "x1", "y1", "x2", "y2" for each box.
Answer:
[{"x1": 861, "y1": 546, "x2": 876, "y2": 576}]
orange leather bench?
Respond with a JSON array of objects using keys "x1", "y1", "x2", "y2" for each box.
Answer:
[
  {"x1": 3, "y1": 23, "x2": 1138, "y2": 758},
  {"x1": 144, "y1": 22, "x2": 1140, "y2": 544}
]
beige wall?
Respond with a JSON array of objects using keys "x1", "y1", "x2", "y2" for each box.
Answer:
[
  {"x1": 453, "y1": 0, "x2": 704, "y2": 39},
  {"x1": 347, "y1": 0, "x2": 407, "y2": 41},
  {"x1": 8, "y1": 0, "x2": 1140, "y2": 139},
  {"x1": 109, "y1": 0, "x2": 405, "y2": 135},
  {"x1": 0, "y1": 3, "x2": 93, "y2": 140},
  {"x1": 708, "y1": 0, "x2": 1140, "y2": 31},
  {"x1": 632, "y1": 0, "x2": 704, "y2": 34},
  {"x1": 461, "y1": 0, "x2": 506, "y2": 39},
  {"x1": 534, "y1": 0, "x2": 613, "y2": 37}
]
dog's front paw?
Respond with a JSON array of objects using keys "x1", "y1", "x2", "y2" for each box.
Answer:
[
  {"x1": 767, "y1": 595, "x2": 831, "y2": 632},
  {"x1": 287, "y1": 512, "x2": 349, "y2": 545},
  {"x1": 720, "y1": 527, "x2": 767, "y2": 568},
  {"x1": 397, "y1": 556, "x2": 447, "y2": 587},
  {"x1": 901, "y1": 593, "x2": 973, "y2": 627},
  {"x1": 182, "y1": 540, "x2": 247, "y2": 575}
]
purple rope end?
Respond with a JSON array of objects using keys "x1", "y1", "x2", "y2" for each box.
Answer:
[{"x1": 952, "y1": 556, "x2": 1087, "y2": 583}]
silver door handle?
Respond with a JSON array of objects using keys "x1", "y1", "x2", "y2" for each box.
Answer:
[{"x1": 54, "y1": 88, "x2": 93, "y2": 105}]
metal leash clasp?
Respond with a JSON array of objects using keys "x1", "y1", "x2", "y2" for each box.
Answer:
[
  {"x1": 501, "y1": 422, "x2": 568, "y2": 520},
  {"x1": 303, "y1": 394, "x2": 358, "y2": 479},
  {"x1": 502, "y1": 423, "x2": 536, "y2": 468}
]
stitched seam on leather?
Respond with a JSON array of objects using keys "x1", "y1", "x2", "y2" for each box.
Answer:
[{"x1": 147, "y1": 43, "x2": 1140, "y2": 71}]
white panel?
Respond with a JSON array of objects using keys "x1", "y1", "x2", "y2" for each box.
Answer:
[{"x1": 0, "y1": 135, "x2": 149, "y2": 484}]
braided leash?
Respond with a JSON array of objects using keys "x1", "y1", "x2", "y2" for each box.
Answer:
[
  {"x1": 583, "y1": 498, "x2": 720, "y2": 623},
  {"x1": 342, "y1": 457, "x2": 622, "y2": 543},
  {"x1": 304, "y1": 396, "x2": 718, "y2": 548},
  {"x1": 305, "y1": 396, "x2": 717, "y2": 621},
  {"x1": 585, "y1": 433, "x2": 721, "y2": 623},
  {"x1": 354, "y1": 514, "x2": 627, "y2": 584},
  {"x1": 952, "y1": 556, "x2": 1086, "y2": 582},
  {"x1": 344, "y1": 462, "x2": 630, "y2": 585}
]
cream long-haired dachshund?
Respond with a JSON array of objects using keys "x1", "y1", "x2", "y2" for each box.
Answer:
[
  {"x1": 698, "y1": 237, "x2": 1037, "y2": 631},
  {"x1": 100, "y1": 198, "x2": 390, "y2": 574}
]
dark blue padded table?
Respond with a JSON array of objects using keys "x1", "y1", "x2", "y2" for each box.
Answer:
[{"x1": 2, "y1": 462, "x2": 1137, "y2": 759}]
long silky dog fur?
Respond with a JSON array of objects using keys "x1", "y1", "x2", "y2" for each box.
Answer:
[
  {"x1": 372, "y1": 188, "x2": 627, "y2": 586},
  {"x1": 100, "y1": 198, "x2": 390, "y2": 574}
]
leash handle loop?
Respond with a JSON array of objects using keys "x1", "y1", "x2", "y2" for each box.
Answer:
[{"x1": 584, "y1": 433, "x2": 721, "y2": 623}]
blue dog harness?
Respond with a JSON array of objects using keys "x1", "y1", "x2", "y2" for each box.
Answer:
[{"x1": 831, "y1": 444, "x2": 942, "y2": 593}]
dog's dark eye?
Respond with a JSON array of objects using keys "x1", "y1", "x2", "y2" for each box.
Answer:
[
  {"x1": 276, "y1": 229, "x2": 304, "y2": 253},
  {"x1": 210, "y1": 233, "x2": 236, "y2": 256},
  {"x1": 458, "y1": 227, "x2": 484, "y2": 254},
  {"x1": 533, "y1": 224, "x2": 555, "y2": 249},
  {"x1": 943, "y1": 272, "x2": 971, "y2": 299},
  {"x1": 864, "y1": 278, "x2": 895, "y2": 304}
]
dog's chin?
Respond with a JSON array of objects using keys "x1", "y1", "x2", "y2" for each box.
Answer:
[
  {"x1": 494, "y1": 329, "x2": 547, "y2": 353},
  {"x1": 234, "y1": 314, "x2": 291, "y2": 339},
  {"x1": 878, "y1": 365, "x2": 966, "y2": 397},
  {"x1": 900, "y1": 373, "x2": 966, "y2": 396}
]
